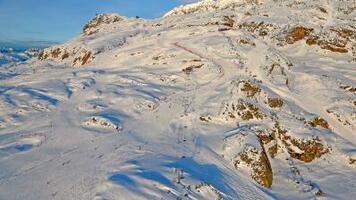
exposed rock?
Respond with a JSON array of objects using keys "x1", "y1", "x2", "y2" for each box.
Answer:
[
  {"x1": 220, "y1": 15, "x2": 235, "y2": 29},
  {"x1": 237, "y1": 38, "x2": 256, "y2": 46},
  {"x1": 268, "y1": 98, "x2": 284, "y2": 108},
  {"x1": 272, "y1": 122, "x2": 329, "y2": 162},
  {"x1": 199, "y1": 116, "x2": 211, "y2": 122},
  {"x1": 238, "y1": 21, "x2": 276, "y2": 38},
  {"x1": 224, "y1": 130, "x2": 273, "y2": 188},
  {"x1": 257, "y1": 130, "x2": 278, "y2": 158},
  {"x1": 340, "y1": 85, "x2": 356, "y2": 93},
  {"x1": 306, "y1": 37, "x2": 318, "y2": 45},
  {"x1": 38, "y1": 51, "x2": 48, "y2": 60},
  {"x1": 182, "y1": 64, "x2": 204, "y2": 74},
  {"x1": 320, "y1": 44, "x2": 348, "y2": 53},
  {"x1": 82, "y1": 13, "x2": 123, "y2": 36},
  {"x1": 255, "y1": 121, "x2": 330, "y2": 163},
  {"x1": 61, "y1": 51, "x2": 70, "y2": 60},
  {"x1": 288, "y1": 137, "x2": 329, "y2": 163},
  {"x1": 286, "y1": 26, "x2": 313, "y2": 44},
  {"x1": 82, "y1": 116, "x2": 121, "y2": 131},
  {"x1": 308, "y1": 117, "x2": 329, "y2": 129},
  {"x1": 236, "y1": 146, "x2": 273, "y2": 188},
  {"x1": 165, "y1": 0, "x2": 262, "y2": 17},
  {"x1": 73, "y1": 51, "x2": 94, "y2": 66},
  {"x1": 239, "y1": 81, "x2": 261, "y2": 98},
  {"x1": 39, "y1": 46, "x2": 94, "y2": 67},
  {"x1": 304, "y1": 27, "x2": 354, "y2": 54},
  {"x1": 222, "y1": 100, "x2": 264, "y2": 121}
]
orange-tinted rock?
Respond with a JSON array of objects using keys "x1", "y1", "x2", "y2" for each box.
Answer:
[
  {"x1": 238, "y1": 147, "x2": 273, "y2": 188},
  {"x1": 309, "y1": 117, "x2": 329, "y2": 129},
  {"x1": 288, "y1": 138, "x2": 329, "y2": 162},
  {"x1": 268, "y1": 98, "x2": 284, "y2": 108},
  {"x1": 286, "y1": 26, "x2": 312, "y2": 44}
]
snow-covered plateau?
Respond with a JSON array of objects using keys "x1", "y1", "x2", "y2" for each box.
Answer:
[{"x1": 0, "y1": 0, "x2": 355, "y2": 199}]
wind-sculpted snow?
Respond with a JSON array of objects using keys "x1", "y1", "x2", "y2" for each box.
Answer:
[{"x1": 0, "y1": 0, "x2": 355, "y2": 199}]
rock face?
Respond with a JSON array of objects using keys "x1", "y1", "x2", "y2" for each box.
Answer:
[
  {"x1": 238, "y1": 147, "x2": 273, "y2": 188},
  {"x1": 1, "y1": 0, "x2": 356, "y2": 199},
  {"x1": 82, "y1": 13, "x2": 124, "y2": 35},
  {"x1": 38, "y1": 46, "x2": 94, "y2": 67},
  {"x1": 285, "y1": 26, "x2": 313, "y2": 44}
]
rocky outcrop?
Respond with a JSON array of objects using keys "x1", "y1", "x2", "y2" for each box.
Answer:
[
  {"x1": 266, "y1": 122, "x2": 329, "y2": 162},
  {"x1": 36, "y1": 13, "x2": 131, "y2": 67},
  {"x1": 222, "y1": 100, "x2": 265, "y2": 121},
  {"x1": 285, "y1": 26, "x2": 313, "y2": 44},
  {"x1": 38, "y1": 46, "x2": 94, "y2": 67},
  {"x1": 223, "y1": 130, "x2": 273, "y2": 188},
  {"x1": 308, "y1": 117, "x2": 330, "y2": 129},
  {"x1": 82, "y1": 13, "x2": 123, "y2": 35},
  {"x1": 236, "y1": 146, "x2": 273, "y2": 188},
  {"x1": 267, "y1": 98, "x2": 283, "y2": 108}
]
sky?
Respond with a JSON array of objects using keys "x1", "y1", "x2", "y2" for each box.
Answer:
[{"x1": 0, "y1": 0, "x2": 197, "y2": 49}]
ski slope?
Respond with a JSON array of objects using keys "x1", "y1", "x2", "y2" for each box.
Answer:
[{"x1": 0, "y1": 0, "x2": 355, "y2": 199}]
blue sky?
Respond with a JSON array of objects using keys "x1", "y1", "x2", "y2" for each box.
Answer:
[{"x1": 0, "y1": 0, "x2": 196, "y2": 48}]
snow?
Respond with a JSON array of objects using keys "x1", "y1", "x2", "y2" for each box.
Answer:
[
  {"x1": 0, "y1": 48, "x2": 40, "y2": 66},
  {"x1": 0, "y1": 0, "x2": 355, "y2": 199}
]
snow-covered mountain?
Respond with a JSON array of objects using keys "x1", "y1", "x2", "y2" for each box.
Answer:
[
  {"x1": 0, "y1": 0, "x2": 355, "y2": 199},
  {"x1": 0, "y1": 48, "x2": 40, "y2": 65}
]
